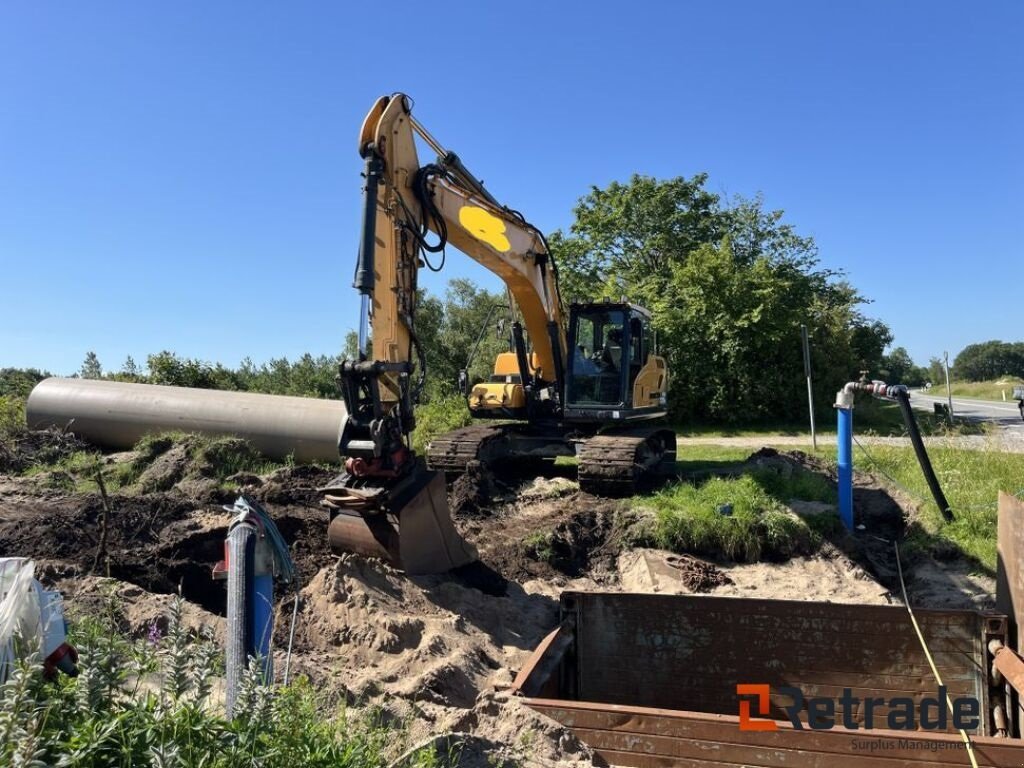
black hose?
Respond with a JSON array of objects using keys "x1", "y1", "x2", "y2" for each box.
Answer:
[{"x1": 894, "y1": 389, "x2": 953, "y2": 522}]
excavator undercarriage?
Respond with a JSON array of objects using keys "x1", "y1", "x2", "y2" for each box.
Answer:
[{"x1": 425, "y1": 424, "x2": 676, "y2": 497}]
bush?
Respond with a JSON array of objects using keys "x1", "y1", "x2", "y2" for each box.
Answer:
[
  {"x1": 0, "y1": 395, "x2": 26, "y2": 438},
  {"x1": 411, "y1": 393, "x2": 472, "y2": 456},
  {"x1": 0, "y1": 596, "x2": 441, "y2": 768}
]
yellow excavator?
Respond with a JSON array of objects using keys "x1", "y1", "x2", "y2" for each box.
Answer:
[{"x1": 321, "y1": 94, "x2": 674, "y2": 573}]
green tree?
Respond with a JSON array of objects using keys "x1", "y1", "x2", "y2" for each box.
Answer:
[
  {"x1": 953, "y1": 341, "x2": 1024, "y2": 381},
  {"x1": 80, "y1": 351, "x2": 102, "y2": 379},
  {"x1": 418, "y1": 278, "x2": 507, "y2": 394},
  {"x1": 551, "y1": 174, "x2": 892, "y2": 422},
  {"x1": 881, "y1": 346, "x2": 926, "y2": 386},
  {"x1": 0, "y1": 367, "x2": 50, "y2": 398},
  {"x1": 122, "y1": 355, "x2": 139, "y2": 377},
  {"x1": 549, "y1": 173, "x2": 724, "y2": 303}
]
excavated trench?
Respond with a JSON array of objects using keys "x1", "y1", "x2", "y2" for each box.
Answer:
[
  {"x1": 0, "y1": 442, "x2": 926, "y2": 616},
  {"x1": 0, "y1": 433, "x2": 999, "y2": 767}
]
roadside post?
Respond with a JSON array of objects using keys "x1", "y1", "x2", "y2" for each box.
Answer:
[
  {"x1": 943, "y1": 351, "x2": 954, "y2": 424},
  {"x1": 801, "y1": 324, "x2": 817, "y2": 451}
]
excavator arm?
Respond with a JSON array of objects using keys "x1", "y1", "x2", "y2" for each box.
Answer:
[
  {"x1": 342, "y1": 94, "x2": 566, "y2": 477},
  {"x1": 322, "y1": 93, "x2": 567, "y2": 573}
]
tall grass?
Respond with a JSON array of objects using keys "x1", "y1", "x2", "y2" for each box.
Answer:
[
  {"x1": 845, "y1": 439, "x2": 1024, "y2": 571},
  {"x1": 0, "y1": 596, "x2": 443, "y2": 768},
  {"x1": 926, "y1": 378, "x2": 1024, "y2": 402}
]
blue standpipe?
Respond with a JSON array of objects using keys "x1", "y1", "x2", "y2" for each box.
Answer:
[{"x1": 836, "y1": 399, "x2": 854, "y2": 530}]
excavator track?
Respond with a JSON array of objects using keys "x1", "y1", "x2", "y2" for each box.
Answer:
[
  {"x1": 428, "y1": 423, "x2": 676, "y2": 497},
  {"x1": 577, "y1": 428, "x2": 677, "y2": 497},
  {"x1": 425, "y1": 424, "x2": 513, "y2": 474}
]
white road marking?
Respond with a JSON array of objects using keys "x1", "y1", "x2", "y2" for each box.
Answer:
[{"x1": 913, "y1": 394, "x2": 1021, "y2": 414}]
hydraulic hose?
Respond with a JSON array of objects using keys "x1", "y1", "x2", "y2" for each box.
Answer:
[{"x1": 893, "y1": 388, "x2": 953, "y2": 522}]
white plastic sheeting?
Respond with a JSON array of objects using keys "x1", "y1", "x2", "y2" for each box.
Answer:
[{"x1": 0, "y1": 558, "x2": 71, "y2": 682}]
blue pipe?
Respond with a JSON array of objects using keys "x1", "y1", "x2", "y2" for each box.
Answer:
[{"x1": 837, "y1": 405, "x2": 854, "y2": 530}]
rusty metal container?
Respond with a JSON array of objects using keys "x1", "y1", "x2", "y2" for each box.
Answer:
[{"x1": 514, "y1": 592, "x2": 1024, "y2": 767}]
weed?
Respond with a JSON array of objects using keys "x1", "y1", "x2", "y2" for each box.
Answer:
[{"x1": 521, "y1": 532, "x2": 555, "y2": 564}]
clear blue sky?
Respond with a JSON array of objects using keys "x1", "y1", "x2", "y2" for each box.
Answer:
[{"x1": 2, "y1": 1, "x2": 1021, "y2": 376}]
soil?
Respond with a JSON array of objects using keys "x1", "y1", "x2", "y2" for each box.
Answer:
[{"x1": 0, "y1": 439, "x2": 998, "y2": 767}]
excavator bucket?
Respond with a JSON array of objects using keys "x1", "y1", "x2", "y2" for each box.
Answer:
[{"x1": 324, "y1": 470, "x2": 477, "y2": 575}]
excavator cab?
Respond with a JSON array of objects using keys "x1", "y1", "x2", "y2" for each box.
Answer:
[{"x1": 564, "y1": 302, "x2": 668, "y2": 423}]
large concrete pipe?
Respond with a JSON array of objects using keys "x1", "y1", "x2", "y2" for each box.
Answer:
[{"x1": 26, "y1": 378, "x2": 345, "y2": 464}]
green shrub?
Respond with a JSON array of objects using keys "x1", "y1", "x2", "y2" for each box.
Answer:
[
  {"x1": 522, "y1": 532, "x2": 556, "y2": 564},
  {"x1": 0, "y1": 596, "x2": 441, "y2": 768},
  {"x1": 411, "y1": 394, "x2": 471, "y2": 455},
  {"x1": 0, "y1": 395, "x2": 26, "y2": 438}
]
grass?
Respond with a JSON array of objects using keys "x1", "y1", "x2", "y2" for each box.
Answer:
[
  {"x1": 1, "y1": 595, "x2": 446, "y2": 768},
  {"x1": 19, "y1": 431, "x2": 288, "y2": 495},
  {"x1": 832, "y1": 438, "x2": 1024, "y2": 573},
  {"x1": 658, "y1": 437, "x2": 1022, "y2": 574},
  {"x1": 926, "y1": 378, "x2": 1024, "y2": 402},
  {"x1": 676, "y1": 396, "x2": 984, "y2": 438},
  {"x1": 638, "y1": 472, "x2": 823, "y2": 563}
]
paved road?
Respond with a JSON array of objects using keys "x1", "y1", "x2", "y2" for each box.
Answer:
[
  {"x1": 679, "y1": 434, "x2": 1024, "y2": 452},
  {"x1": 910, "y1": 390, "x2": 1024, "y2": 436}
]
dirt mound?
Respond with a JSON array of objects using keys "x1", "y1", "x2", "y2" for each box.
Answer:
[
  {"x1": 260, "y1": 464, "x2": 337, "y2": 504},
  {"x1": 0, "y1": 427, "x2": 90, "y2": 474},
  {"x1": 618, "y1": 549, "x2": 733, "y2": 594},
  {"x1": 460, "y1": 490, "x2": 622, "y2": 584},
  {"x1": 0, "y1": 491, "x2": 334, "y2": 615},
  {"x1": 288, "y1": 556, "x2": 593, "y2": 766},
  {"x1": 450, "y1": 462, "x2": 498, "y2": 517}
]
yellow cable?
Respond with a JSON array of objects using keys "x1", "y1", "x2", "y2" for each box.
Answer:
[{"x1": 894, "y1": 542, "x2": 980, "y2": 768}]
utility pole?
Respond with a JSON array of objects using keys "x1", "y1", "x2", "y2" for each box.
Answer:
[
  {"x1": 801, "y1": 324, "x2": 817, "y2": 450},
  {"x1": 943, "y1": 350, "x2": 954, "y2": 424}
]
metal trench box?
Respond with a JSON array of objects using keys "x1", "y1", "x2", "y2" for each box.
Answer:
[{"x1": 513, "y1": 592, "x2": 1024, "y2": 767}]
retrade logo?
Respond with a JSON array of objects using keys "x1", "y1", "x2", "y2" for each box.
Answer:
[
  {"x1": 736, "y1": 684, "x2": 981, "y2": 732},
  {"x1": 737, "y1": 684, "x2": 777, "y2": 731}
]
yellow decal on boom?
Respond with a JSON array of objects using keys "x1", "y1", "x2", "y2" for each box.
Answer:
[{"x1": 459, "y1": 206, "x2": 511, "y2": 252}]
